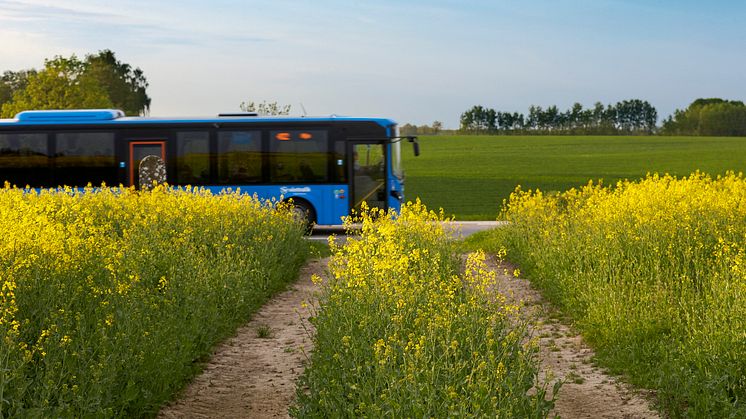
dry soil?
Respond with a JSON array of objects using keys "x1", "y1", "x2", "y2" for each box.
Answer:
[
  {"x1": 158, "y1": 258, "x2": 326, "y2": 419},
  {"x1": 485, "y1": 255, "x2": 659, "y2": 418}
]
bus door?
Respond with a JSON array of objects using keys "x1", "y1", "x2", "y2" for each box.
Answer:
[
  {"x1": 128, "y1": 141, "x2": 166, "y2": 187},
  {"x1": 349, "y1": 141, "x2": 387, "y2": 213}
]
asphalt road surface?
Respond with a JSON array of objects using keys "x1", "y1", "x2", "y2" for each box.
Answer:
[{"x1": 308, "y1": 221, "x2": 506, "y2": 244}]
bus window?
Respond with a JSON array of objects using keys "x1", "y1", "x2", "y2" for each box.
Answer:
[
  {"x1": 0, "y1": 132, "x2": 49, "y2": 187},
  {"x1": 55, "y1": 132, "x2": 116, "y2": 187},
  {"x1": 270, "y1": 130, "x2": 328, "y2": 183},
  {"x1": 217, "y1": 130, "x2": 261, "y2": 184},
  {"x1": 176, "y1": 132, "x2": 210, "y2": 185}
]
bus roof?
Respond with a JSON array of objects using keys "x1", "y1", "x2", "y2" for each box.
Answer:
[{"x1": 0, "y1": 109, "x2": 396, "y2": 128}]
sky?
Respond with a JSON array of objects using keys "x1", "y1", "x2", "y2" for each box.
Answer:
[{"x1": 1, "y1": 0, "x2": 745, "y2": 127}]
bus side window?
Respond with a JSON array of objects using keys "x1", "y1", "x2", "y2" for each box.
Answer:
[
  {"x1": 0, "y1": 132, "x2": 49, "y2": 187},
  {"x1": 217, "y1": 130, "x2": 261, "y2": 184},
  {"x1": 176, "y1": 132, "x2": 210, "y2": 185},
  {"x1": 269, "y1": 130, "x2": 329, "y2": 183},
  {"x1": 55, "y1": 132, "x2": 116, "y2": 187}
]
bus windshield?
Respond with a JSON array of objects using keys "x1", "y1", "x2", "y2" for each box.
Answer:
[{"x1": 391, "y1": 140, "x2": 403, "y2": 179}]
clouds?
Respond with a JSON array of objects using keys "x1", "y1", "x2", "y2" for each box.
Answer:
[{"x1": 0, "y1": 0, "x2": 275, "y2": 54}]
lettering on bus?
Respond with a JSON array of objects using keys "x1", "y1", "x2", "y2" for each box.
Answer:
[{"x1": 280, "y1": 186, "x2": 311, "y2": 194}]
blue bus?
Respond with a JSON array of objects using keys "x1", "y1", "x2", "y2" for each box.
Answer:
[{"x1": 0, "y1": 109, "x2": 419, "y2": 226}]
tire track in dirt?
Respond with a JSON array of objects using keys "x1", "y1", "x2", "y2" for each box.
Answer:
[
  {"x1": 158, "y1": 258, "x2": 326, "y2": 419},
  {"x1": 484, "y1": 255, "x2": 659, "y2": 418},
  {"x1": 159, "y1": 252, "x2": 658, "y2": 418}
]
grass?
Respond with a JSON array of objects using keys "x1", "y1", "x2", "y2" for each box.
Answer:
[
  {"x1": 307, "y1": 240, "x2": 332, "y2": 258},
  {"x1": 458, "y1": 229, "x2": 504, "y2": 253},
  {"x1": 256, "y1": 325, "x2": 273, "y2": 339},
  {"x1": 402, "y1": 135, "x2": 746, "y2": 219},
  {"x1": 566, "y1": 371, "x2": 585, "y2": 385}
]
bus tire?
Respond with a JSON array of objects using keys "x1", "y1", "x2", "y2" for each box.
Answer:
[{"x1": 288, "y1": 199, "x2": 316, "y2": 233}]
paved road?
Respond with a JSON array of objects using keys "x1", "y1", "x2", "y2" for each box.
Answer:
[
  {"x1": 452, "y1": 221, "x2": 508, "y2": 238},
  {"x1": 308, "y1": 221, "x2": 506, "y2": 244}
]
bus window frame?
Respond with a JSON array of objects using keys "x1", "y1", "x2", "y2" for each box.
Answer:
[{"x1": 128, "y1": 140, "x2": 167, "y2": 186}]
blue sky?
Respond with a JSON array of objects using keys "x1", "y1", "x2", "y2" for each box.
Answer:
[{"x1": 1, "y1": 0, "x2": 745, "y2": 127}]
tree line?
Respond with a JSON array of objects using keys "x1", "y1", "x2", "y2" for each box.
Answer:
[
  {"x1": 455, "y1": 98, "x2": 746, "y2": 136},
  {"x1": 0, "y1": 50, "x2": 150, "y2": 118},
  {"x1": 661, "y1": 98, "x2": 746, "y2": 136},
  {"x1": 459, "y1": 100, "x2": 658, "y2": 135},
  {"x1": 399, "y1": 121, "x2": 444, "y2": 136}
]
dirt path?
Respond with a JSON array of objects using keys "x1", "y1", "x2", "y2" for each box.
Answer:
[
  {"x1": 485, "y1": 256, "x2": 658, "y2": 418},
  {"x1": 159, "y1": 258, "x2": 326, "y2": 419},
  {"x1": 159, "y1": 252, "x2": 657, "y2": 418}
]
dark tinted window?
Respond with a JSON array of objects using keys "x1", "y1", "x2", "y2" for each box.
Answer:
[
  {"x1": 217, "y1": 131, "x2": 261, "y2": 184},
  {"x1": 0, "y1": 132, "x2": 49, "y2": 187},
  {"x1": 176, "y1": 132, "x2": 210, "y2": 185},
  {"x1": 270, "y1": 130, "x2": 328, "y2": 182},
  {"x1": 55, "y1": 132, "x2": 116, "y2": 187}
]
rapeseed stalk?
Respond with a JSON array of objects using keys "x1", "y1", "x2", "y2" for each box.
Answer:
[
  {"x1": 294, "y1": 200, "x2": 553, "y2": 417},
  {"x1": 0, "y1": 184, "x2": 307, "y2": 417}
]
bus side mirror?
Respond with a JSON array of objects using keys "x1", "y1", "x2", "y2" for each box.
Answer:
[{"x1": 407, "y1": 136, "x2": 420, "y2": 156}]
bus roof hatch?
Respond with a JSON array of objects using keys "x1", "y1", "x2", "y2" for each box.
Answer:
[{"x1": 15, "y1": 109, "x2": 125, "y2": 122}]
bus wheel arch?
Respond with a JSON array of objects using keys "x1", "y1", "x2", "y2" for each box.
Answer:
[{"x1": 285, "y1": 197, "x2": 316, "y2": 231}]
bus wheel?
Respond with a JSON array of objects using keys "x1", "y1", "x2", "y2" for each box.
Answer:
[{"x1": 289, "y1": 200, "x2": 315, "y2": 233}]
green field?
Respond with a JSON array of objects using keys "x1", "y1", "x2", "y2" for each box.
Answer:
[{"x1": 402, "y1": 135, "x2": 746, "y2": 220}]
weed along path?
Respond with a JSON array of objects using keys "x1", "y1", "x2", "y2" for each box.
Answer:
[
  {"x1": 484, "y1": 256, "x2": 658, "y2": 418},
  {"x1": 159, "y1": 258, "x2": 327, "y2": 419}
]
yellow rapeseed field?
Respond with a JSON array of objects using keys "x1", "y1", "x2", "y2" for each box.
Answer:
[
  {"x1": 0, "y1": 184, "x2": 307, "y2": 417},
  {"x1": 497, "y1": 172, "x2": 746, "y2": 417},
  {"x1": 293, "y1": 201, "x2": 555, "y2": 417}
]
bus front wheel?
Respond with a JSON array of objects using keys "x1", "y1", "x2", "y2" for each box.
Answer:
[{"x1": 288, "y1": 199, "x2": 315, "y2": 233}]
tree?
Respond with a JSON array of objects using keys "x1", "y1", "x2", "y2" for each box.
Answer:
[
  {"x1": 662, "y1": 98, "x2": 746, "y2": 136},
  {"x1": 698, "y1": 102, "x2": 746, "y2": 136},
  {"x1": 543, "y1": 106, "x2": 559, "y2": 131},
  {"x1": 525, "y1": 106, "x2": 539, "y2": 130},
  {"x1": 431, "y1": 120, "x2": 443, "y2": 134},
  {"x1": 460, "y1": 105, "x2": 499, "y2": 133},
  {"x1": 399, "y1": 123, "x2": 418, "y2": 136},
  {"x1": 0, "y1": 69, "x2": 36, "y2": 108},
  {"x1": 239, "y1": 100, "x2": 291, "y2": 116},
  {"x1": 1, "y1": 56, "x2": 112, "y2": 118},
  {"x1": 84, "y1": 50, "x2": 150, "y2": 115},
  {"x1": 569, "y1": 103, "x2": 584, "y2": 131},
  {"x1": 640, "y1": 100, "x2": 658, "y2": 133},
  {"x1": 0, "y1": 51, "x2": 151, "y2": 118}
]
